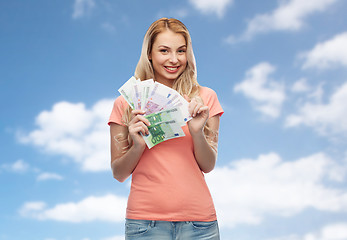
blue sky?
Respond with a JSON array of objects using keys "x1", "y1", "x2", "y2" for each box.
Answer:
[{"x1": 1, "y1": 0, "x2": 347, "y2": 239}]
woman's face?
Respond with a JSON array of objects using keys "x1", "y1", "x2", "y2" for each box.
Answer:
[{"x1": 149, "y1": 30, "x2": 187, "y2": 87}]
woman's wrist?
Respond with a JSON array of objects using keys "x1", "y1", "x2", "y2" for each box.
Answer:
[
  {"x1": 190, "y1": 128, "x2": 205, "y2": 139},
  {"x1": 131, "y1": 141, "x2": 146, "y2": 153}
]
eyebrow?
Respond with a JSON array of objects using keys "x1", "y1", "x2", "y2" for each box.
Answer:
[{"x1": 158, "y1": 45, "x2": 187, "y2": 49}]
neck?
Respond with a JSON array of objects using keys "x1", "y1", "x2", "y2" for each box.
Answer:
[{"x1": 154, "y1": 77, "x2": 174, "y2": 88}]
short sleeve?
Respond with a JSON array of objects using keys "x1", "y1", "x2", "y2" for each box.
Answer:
[
  {"x1": 108, "y1": 96, "x2": 128, "y2": 126},
  {"x1": 199, "y1": 86, "x2": 224, "y2": 118}
]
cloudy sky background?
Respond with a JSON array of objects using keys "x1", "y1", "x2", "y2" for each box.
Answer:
[{"x1": 1, "y1": 0, "x2": 347, "y2": 239}]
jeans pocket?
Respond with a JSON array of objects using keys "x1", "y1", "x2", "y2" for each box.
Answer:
[
  {"x1": 191, "y1": 220, "x2": 218, "y2": 230},
  {"x1": 125, "y1": 219, "x2": 151, "y2": 237}
]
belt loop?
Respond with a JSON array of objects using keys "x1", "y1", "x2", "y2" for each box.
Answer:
[{"x1": 150, "y1": 220, "x2": 156, "y2": 227}]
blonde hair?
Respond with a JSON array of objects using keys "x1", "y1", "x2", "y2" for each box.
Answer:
[
  {"x1": 135, "y1": 18, "x2": 199, "y2": 97},
  {"x1": 122, "y1": 18, "x2": 218, "y2": 151}
]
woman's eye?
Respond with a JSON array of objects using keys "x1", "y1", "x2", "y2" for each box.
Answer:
[
  {"x1": 160, "y1": 49, "x2": 168, "y2": 53},
  {"x1": 178, "y1": 49, "x2": 186, "y2": 54}
]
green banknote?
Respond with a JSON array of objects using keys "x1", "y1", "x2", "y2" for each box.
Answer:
[
  {"x1": 143, "y1": 120, "x2": 185, "y2": 149},
  {"x1": 118, "y1": 76, "x2": 191, "y2": 148},
  {"x1": 144, "y1": 107, "x2": 185, "y2": 126}
]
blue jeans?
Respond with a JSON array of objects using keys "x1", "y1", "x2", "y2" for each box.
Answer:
[{"x1": 125, "y1": 219, "x2": 220, "y2": 240}]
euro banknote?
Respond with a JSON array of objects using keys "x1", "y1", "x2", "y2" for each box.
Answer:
[
  {"x1": 144, "y1": 107, "x2": 185, "y2": 127},
  {"x1": 142, "y1": 120, "x2": 185, "y2": 149},
  {"x1": 118, "y1": 76, "x2": 192, "y2": 148}
]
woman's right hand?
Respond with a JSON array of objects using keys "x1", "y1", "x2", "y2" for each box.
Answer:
[{"x1": 128, "y1": 109, "x2": 151, "y2": 150}]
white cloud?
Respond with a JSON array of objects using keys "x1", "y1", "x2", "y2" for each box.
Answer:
[
  {"x1": 285, "y1": 81, "x2": 347, "y2": 136},
  {"x1": 206, "y1": 152, "x2": 347, "y2": 228},
  {"x1": 234, "y1": 62, "x2": 285, "y2": 118},
  {"x1": 318, "y1": 222, "x2": 347, "y2": 240},
  {"x1": 72, "y1": 0, "x2": 95, "y2": 19},
  {"x1": 189, "y1": 0, "x2": 233, "y2": 18},
  {"x1": 37, "y1": 172, "x2": 64, "y2": 182},
  {"x1": 269, "y1": 222, "x2": 347, "y2": 240},
  {"x1": 307, "y1": 83, "x2": 325, "y2": 102},
  {"x1": 0, "y1": 160, "x2": 64, "y2": 183},
  {"x1": 291, "y1": 78, "x2": 310, "y2": 93},
  {"x1": 300, "y1": 32, "x2": 347, "y2": 69},
  {"x1": 1, "y1": 159, "x2": 30, "y2": 173},
  {"x1": 12, "y1": 159, "x2": 29, "y2": 172},
  {"x1": 227, "y1": 0, "x2": 339, "y2": 42},
  {"x1": 19, "y1": 194, "x2": 127, "y2": 223},
  {"x1": 19, "y1": 201, "x2": 47, "y2": 216},
  {"x1": 18, "y1": 99, "x2": 114, "y2": 172}
]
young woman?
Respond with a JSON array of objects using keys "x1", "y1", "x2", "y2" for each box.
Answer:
[{"x1": 108, "y1": 18, "x2": 223, "y2": 240}]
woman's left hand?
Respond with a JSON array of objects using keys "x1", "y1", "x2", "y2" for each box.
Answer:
[{"x1": 185, "y1": 95, "x2": 209, "y2": 135}]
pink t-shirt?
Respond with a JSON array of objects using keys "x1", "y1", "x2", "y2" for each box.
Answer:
[{"x1": 108, "y1": 86, "x2": 224, "y2": 221}]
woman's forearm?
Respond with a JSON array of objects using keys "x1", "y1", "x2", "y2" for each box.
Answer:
[
  {"x1": 191, "y1": 130, "x2": 217, "y2": 173},
  {"x1": 110, "y1": 112, "x2": 150, "y2": 182},
  {"x1": 111, "y1": 144, "x2": 145, "y2": 182}
]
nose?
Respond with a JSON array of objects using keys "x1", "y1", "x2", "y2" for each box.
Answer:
[{"x1": 169, "y1": 53, "x2": 178, "y2": 64}]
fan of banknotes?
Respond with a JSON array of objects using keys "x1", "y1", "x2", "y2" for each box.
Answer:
[{"x1": 118, "y1": 76, "x2": 192, "y2": 149}]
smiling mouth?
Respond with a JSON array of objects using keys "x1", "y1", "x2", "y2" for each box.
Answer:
[{"x1": 164, "y1": 66, "x2": 180, "y2": 72}]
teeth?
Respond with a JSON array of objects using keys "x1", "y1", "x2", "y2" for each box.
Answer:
[{"x1": 166, "y1": 67, "x2": 177, "y2": 71}]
